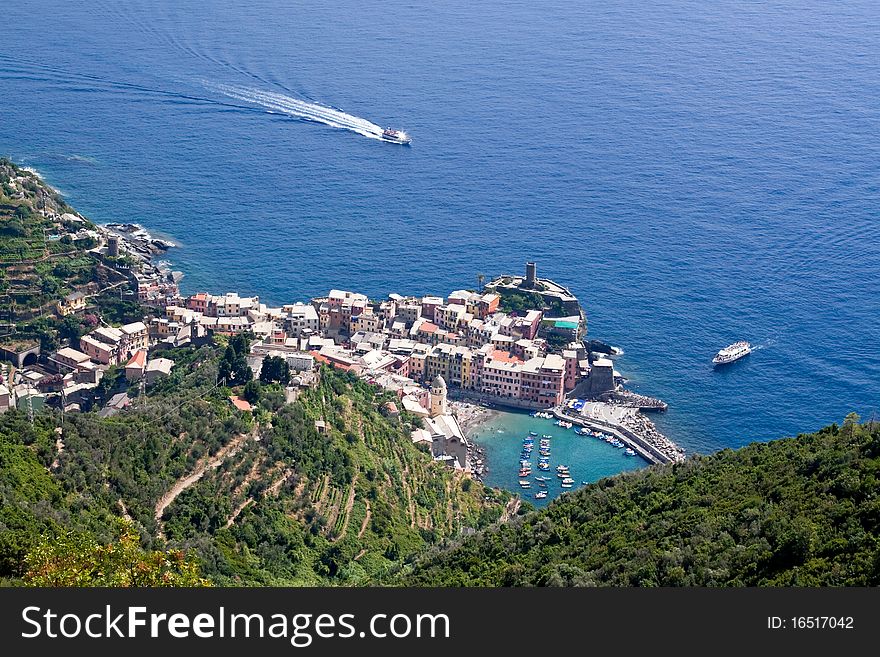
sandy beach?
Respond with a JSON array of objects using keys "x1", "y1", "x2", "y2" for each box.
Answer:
[{"x1": 449, "y1": 400, "x2": 498, "y2": 437}]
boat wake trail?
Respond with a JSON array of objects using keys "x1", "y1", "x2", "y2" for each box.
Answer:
[{"x1": 206, "y1": 81, "x2": 384, "y2": 140}]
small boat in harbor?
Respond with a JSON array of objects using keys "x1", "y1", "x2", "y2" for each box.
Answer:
[
  {"x1": 535, "y1": 491, "x2": 548, "y2": 499},
  {"x1": 625, "y1": 448, "x2": 636, "y2": 456}
]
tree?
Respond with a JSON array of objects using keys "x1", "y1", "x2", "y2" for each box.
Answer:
[
  {"x1": 843, "y1": 412, "x2": 861, "y2": 439},
  {"x1": 58, "y1": 315, "x2": 84, "y2": 343},
  {"x1": 259, "y1": 355, "x2": 290, "y2": 385},
  {"x1": 242, "y1": 379, "x2": 262, "y2": 404},
  {"x1": 23, "y1": 521, "x2": 210, "y2": 587},
  {"x1": 218, "y1": 344, "x2": 252, "y2": 386}
]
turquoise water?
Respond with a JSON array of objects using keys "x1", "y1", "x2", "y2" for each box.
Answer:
[
  {"x1": 470, "y1": 411, "x2": 646, "y2": 507},
  {"x1": 1, "y1": 1, "x2": 878, "y2": 459}
]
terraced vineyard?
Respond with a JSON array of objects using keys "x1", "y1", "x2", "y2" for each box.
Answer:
[
  {"x1": 95, "y1": 349, "x2": 509, "y2": 585},
  {"x1": 1, "y1": 162, "x2": 91, "y2": 317}
]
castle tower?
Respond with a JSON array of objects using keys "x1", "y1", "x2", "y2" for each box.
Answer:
[
  {"x1": 525, "y1": 261, "x2": 537, "y2": 288},
  {"x1": 430, "y1": 374, "x2": 448, "y2": 417}
]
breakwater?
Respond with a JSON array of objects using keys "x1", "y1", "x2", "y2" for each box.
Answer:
[{"x1": 551, "y1": 408, "x2": 684, "y2": 465}]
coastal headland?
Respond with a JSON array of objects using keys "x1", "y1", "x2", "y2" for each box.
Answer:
[{"x1": 2, "y1": 159, "x2": 683, "y2": 501}]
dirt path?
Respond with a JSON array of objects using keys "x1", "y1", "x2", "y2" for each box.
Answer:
[
  {"x1": 402, "y1": 466, "x2": 416, "y2": 528},
  {"x1": 357, "y1": 500, "x2": 371, "y2": 539},
  {"x1": 49, "y1": 428, "x2": 64, "y2": 471},
  {"x1": 266, "y1": 468, "x2": 294, "y2": 497},
  {"x1": 116, "y1": 498, "x2": 134, "y2": 523},
  {"x1": 445, "y1": 479, "x2": 455, "y2": 531},
  {"x1": 499, "y1": 497, "x2": 522, "y2": 523},
  {"x1": 225, "y1": 466, "x2": 292, "y2": 528},
  {"x1": 154, "y1": 431, "x2": 252, "y2": 539},
  {"x1": 225, "y1": 499, "x2": 254, "y2": 528},
  {"x1": 333, "y1": 475, "x2": 358, "y2": 541}
]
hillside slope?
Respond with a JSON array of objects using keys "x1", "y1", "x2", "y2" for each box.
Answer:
[
  {"x1": 399, "y1": 418, "x2": 880, "y2": 586},
  {"x1": 0, "y1": 346, "x2": 507, "y2": 586}
]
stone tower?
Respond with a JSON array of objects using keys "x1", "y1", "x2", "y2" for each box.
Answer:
[
  {"x1": 430, "y1": 374, "x2": 448, "y2": 417},
  {"x1": 525, "y1": 261, "x2": 537, "y2": 288}
]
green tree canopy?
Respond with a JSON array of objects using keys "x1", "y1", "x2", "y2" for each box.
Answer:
[
  {"x1": 24, "y1": 521, "x2": 210, "y2": 587},
  {"x1": 259, "y1": 355, "x2": 290, "y2": 385}
]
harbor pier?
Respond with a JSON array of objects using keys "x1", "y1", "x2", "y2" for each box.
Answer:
[{"x1": 551, "y1": 406, "x2": 684, "y2": 465}]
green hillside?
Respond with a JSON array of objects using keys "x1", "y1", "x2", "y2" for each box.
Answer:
[
  {"x1": 0, "y1": 346, "x2": 508, "y2": 586},
  {"x1": 0, "y1": 159, "x2": 104, "y2": 321},
  {"x1": 398, "y1": 416, "x2": 880, "y2": 586}
]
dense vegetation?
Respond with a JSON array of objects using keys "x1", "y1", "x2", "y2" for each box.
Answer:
[
  {"x1": 0, "y1": 344, "x2": 507, "y2": 586},
  {"x1": 399, "y1": 415, "x2": 880, "y2": 586},
  {"x1": 4, "y1": 158, "x2": 879, "y2": 588},
  {"x1": 0, "y1": 159, "x2": 105, "y2": 321},
  {"x1": 496, "y1": 290, "x2": 551, "y2": 315},
  {"x1": 24, "y1": 521, "x2": 209, "y2": 587},
  {"x1": 0, "y1": 158, "x2": 133, "y2": 352}
]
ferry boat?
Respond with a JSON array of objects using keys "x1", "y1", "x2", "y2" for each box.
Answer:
[
  {"x1": 713, "y1": 341, "x2": 752, "y2": 365},
  {"x1": 380, "y1": 128, "x2": 411, "y2": 144}
]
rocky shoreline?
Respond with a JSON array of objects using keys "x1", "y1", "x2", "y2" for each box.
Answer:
[
  {"x1": 448, "y1": 400, "x2": 497, "y2": 481},
  {"x1": 102, "y1": 222, "x2": 182, "y2": 284}
]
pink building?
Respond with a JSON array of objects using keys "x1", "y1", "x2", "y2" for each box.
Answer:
[
  {"x1": 80, "y1": 335, "x2": 118, "y2": 365},
  {"x1": 186, "y1": 292, "x2": 208, "y2": 314}
]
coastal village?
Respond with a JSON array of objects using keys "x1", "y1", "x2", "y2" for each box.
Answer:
[{"x1": 1, "y1": 169, "x2": 683, "y2": 499}]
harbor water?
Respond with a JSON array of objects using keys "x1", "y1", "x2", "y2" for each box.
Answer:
[{"x1": 470, "y1": 410, "x2": 645, "y2": 507}]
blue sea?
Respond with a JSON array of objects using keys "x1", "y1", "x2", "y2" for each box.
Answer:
[{"x1": 2, "y1": 1, "x2": 878, "y2": 466}]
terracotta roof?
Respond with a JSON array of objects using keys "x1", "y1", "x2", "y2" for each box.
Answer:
[
  {"x1": 229, "y1": 395, "x2": 252, "y2": 412},
  {"x1": 126, "y1": 350, "x2": 147, "y2": 368},
  {"x1": 491, "y1": 350, "x2": 523, "y2": 364}
]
